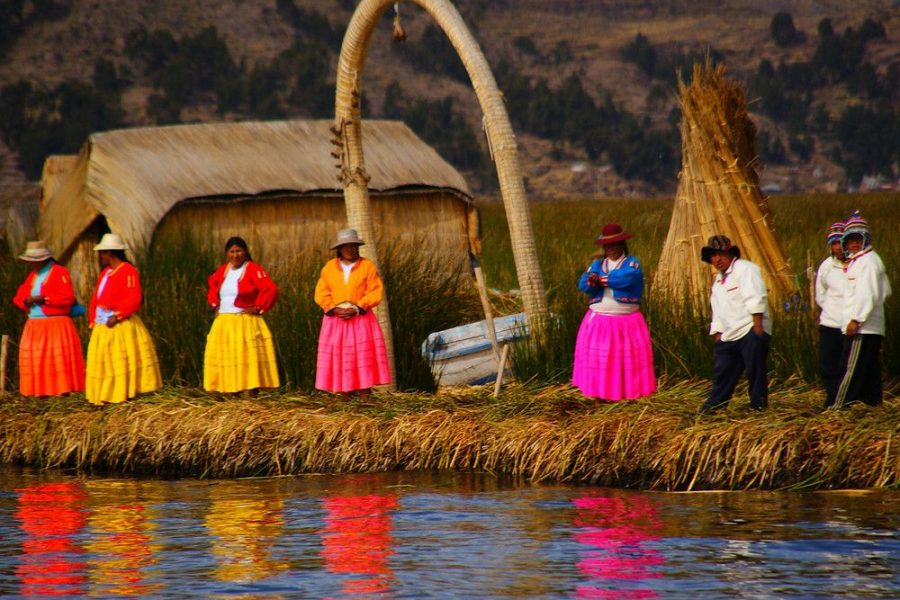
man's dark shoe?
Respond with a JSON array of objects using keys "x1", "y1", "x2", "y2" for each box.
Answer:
[{"x1": 698, "y1": 402, "x2": 724, "y2": 415}]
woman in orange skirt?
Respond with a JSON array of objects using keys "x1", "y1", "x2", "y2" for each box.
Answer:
[
  {"x1": 314, "y1": 228, "x2": 391, "y2": 400},
  {"x1": 204, "y1": 236, "x2": 280, "y2": 393},
  {"x1": 12, "y1": 241, "x2": 85, "y2": 396},
  {"x1": 85, "y1": 233, "x2": 161, "y2": 405}
]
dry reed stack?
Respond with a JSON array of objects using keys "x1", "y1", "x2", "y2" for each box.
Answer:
[
  {"x1": 654, "y1": 63, "x2": 795, "y2": 309},
  {"x1": 333, "y1": 0, "x2": 550, "y2": 380}
]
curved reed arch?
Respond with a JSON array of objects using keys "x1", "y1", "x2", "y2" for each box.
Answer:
[{"x1": 333, "y1": 0, "x2": 549, "y2": 382}]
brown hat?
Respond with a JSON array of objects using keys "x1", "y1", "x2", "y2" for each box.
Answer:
[
  {"x1": 18, "y1": 240, "x2": 54, "y2": 262},
  {"x1": 594, "y1": 223, "x2": 633, "y2": 245}
]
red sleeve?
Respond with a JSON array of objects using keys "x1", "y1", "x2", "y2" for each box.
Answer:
[
  {"x1": 41, "y1": 265, "x2": 76, "y2": 309},
  {"x1": 88, "y1": 269, "x2": 105, "y2": 327},
  {"x1": 207, "y1": 264, "x2": 226, "y2": 308},
  {"x1": 250, "y1": 262, "x2": 278, "y2": 313},
  {"x1": 12, "y1": 274, "x2": 33, "y2": 312},
  {"x1": 112, "y1": 264, "x2": 143, "y2": 320}
]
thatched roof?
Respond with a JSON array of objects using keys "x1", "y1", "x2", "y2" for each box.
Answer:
[{"x1": 40, "y1": 120, "x2": 472, "y2": 260}]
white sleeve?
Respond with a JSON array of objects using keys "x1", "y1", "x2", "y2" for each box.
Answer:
[
  {"x1": 814, "y1": 259, "x2": 828, "y2": 309},
  {"x1": 740, "y1": 262, "x2": 768, "y2": 314}
]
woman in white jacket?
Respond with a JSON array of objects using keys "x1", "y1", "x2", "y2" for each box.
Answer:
[
  {"x1": 814, "y1": 221, "x2": 847, "y2": 408},
  {"x1": 831, "y1": 211, "x2": 892, "y2": 409}
]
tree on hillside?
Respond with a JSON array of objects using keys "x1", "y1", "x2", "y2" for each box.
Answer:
[{"x1": 771, "y1": 12, "x2": 800, "y2": 47}]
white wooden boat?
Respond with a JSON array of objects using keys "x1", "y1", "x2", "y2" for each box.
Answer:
[{"x1": 421, "y1": 312, "x2": 529, "y2": 386}]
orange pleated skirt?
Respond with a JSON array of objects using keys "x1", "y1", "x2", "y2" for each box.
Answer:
[{"x1": 18, "y1": 316, "x2": 85, "y2": 396}]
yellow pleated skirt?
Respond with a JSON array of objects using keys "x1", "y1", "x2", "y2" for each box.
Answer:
[
  {"x1": 203, "y1": 313, "x2": 280, "y2": 393},
  {"x1": 86, "y1": 315, "x2": 162, "y2": 405}
]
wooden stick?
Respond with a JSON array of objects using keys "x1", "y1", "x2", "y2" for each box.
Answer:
[
  {"x1": 470, "y1": 253, "x2": 501, "y2": 363},
  {"x1": 0, "y1": 335, "x2": 8, "y2": 393},
  {"x1": 492, "y1": 343, "x2": 510, "y2": 397}
]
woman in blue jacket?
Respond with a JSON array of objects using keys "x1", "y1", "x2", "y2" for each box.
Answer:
[{"x1": 572, "y1": 223, "x2": 656, "y2": 400}]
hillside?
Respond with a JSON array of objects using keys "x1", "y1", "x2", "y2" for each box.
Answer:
[{"x1": 0, "y1": 0, "x2": 898, "y2": 199}]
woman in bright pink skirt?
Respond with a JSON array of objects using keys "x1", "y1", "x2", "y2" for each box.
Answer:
[
  {"x1": 314, "y1": 228, "x2": 391, "y2": 400},
  {"x1": 572, "y1": 223, "x2": 656, "y2": 400}
]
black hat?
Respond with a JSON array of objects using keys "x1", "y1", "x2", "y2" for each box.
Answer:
[{"x1": 701, "y1": 235, "x2": 741, "y2": 263}]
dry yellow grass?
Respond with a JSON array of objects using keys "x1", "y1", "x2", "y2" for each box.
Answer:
[{"x1": 1, "y1": 380, "x2": 896, "y2": 490}]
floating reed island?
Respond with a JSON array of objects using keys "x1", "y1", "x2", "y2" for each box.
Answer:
[{"x1": 1, "y1": 380, "x2": 896, "y2": 491}]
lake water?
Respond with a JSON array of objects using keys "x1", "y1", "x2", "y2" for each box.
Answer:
[{"x1": 0, "y1": 465, "x2": 897, "y2": 599}]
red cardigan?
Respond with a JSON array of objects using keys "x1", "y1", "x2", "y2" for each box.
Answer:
[
  {"x1": 13, "y1": 263, "x2": 76, "y2": 316},
  {"x1": 207, "y1": 261, "x2": 278, "y2": 314},
  {"x1": 89, "y1": 262, "x2": 143, "y2": 326}
]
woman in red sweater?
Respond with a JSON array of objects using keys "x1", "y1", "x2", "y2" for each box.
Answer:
[
  {"x1": 204, "y1": 236, "x2": 280, "y2": 393},
  {"x1": 12, "y1": 241, "x2": 85, "y2": 396},
  {"x1": 85, "y1": 233, "x2": 161, "y2": 405}
]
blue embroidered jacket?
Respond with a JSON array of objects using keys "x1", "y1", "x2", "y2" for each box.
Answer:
[{"x1": 577, "y1": 256, "x2": 644, "y2": 305}]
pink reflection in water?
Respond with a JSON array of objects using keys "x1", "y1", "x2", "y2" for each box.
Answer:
[
  {"x1": 320, "y1": 493, "x2": 398, "y2": 598},
  {"x1": 572, "y1": 495, "x2": 665, "y2": 599},
  {"x1": 14, "y1": 482, "x2": 87, "y2": 597}
]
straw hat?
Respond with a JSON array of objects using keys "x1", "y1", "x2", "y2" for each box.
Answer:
[
  {"x1": 18, "y1": 240, "x2": 54, "y2": 262},
  {"x1": 330, "y1": 228, "x2": 365, "y2": 249},
  {"x1": 593, "y1": 223, "x2": 633, "y2": 245},
  {"x1": 701, "y1": 235, "x2": 741, "y2": 263},
  {"x1": 94, "y1": 233, "x2": 128, "y2": 251}
]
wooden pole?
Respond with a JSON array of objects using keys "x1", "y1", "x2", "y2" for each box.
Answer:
[
  {"x1": 470, "y1": 252, "x2": 501, "y2": 363},
  {"x1": 0, "y1": 335, "x2": 9, "y2": 393},
  {"x1": 492, "y1": 343, "x2": 510, "y2": 397}
]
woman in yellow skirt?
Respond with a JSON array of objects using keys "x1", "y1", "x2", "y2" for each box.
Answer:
[
  {"x1": 85, "y1": 233, "x2": 162, "y2": 405},
  {"x1": 204, "y1": 236, "x2": 280, "y2": 393},
  {"x1": 12, "y1": 241, "x2": 85, "y2": 396}
]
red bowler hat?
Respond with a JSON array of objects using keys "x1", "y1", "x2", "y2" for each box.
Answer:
[{"x1": 594, "y1": 222, "x2": 633, "y2": 245}]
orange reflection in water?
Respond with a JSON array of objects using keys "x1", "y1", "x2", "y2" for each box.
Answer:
[
  {"x1": 572, "y1": 494, "x2": 665, "y2": 600},
  {"x1": 205, "y1": 498, "x2": 288, "y2": 584},
  {"x1": 15, "y1": 482, "x2": 87, "y2": 597},
  {"x1": 320, "y1": 493, "x2": 398, "y2": 597},
  {"x1": 84, "y1": 482, "x2": 162, "y2": 597}
]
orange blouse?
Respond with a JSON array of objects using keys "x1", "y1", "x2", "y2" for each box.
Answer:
[{"x1": 314, "y1": 258, "x2": 384, "y2": 313}]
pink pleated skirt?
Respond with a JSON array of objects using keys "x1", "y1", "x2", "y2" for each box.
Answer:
[
  {"x1": 316, "y1": 311, "x2": 391, "y2": 393},
  {"x1": 572, "y1": 310, "x2": 656, "y2": 401}
]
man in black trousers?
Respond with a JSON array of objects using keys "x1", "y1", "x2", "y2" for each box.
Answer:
[{"x1": 699, "y1": 236, "x2": 771, "y2": 414}]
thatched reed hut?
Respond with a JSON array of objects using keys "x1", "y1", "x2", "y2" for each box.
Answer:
[
  {"x1": 38, "y1": 120, "x2": 479, "y2": 295},
  {"x1": 654, "y1": 63, "x2": 794, "y2": 310}
]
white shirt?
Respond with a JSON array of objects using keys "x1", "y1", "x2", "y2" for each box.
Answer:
[
  {"x1": 709, "y1": 258, "x2": 771, "y2": 342},
  {"x1": 218, "y1": 263, "x2": 246, "y2": 314},
  {"x1": 94, "y1": 270, "x2": 116, "y2": 325},
  {"x1": 341, "y1": 260, "x2": 354, "y2": 284},
  {"x1": 815, "y1": 256, "x2": 847, "y2": 329},
  {"x1": 842, "y1": 248, "x2": 891, "y2": 335}
]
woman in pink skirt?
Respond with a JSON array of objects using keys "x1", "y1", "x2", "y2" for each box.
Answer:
[
  {"x1": 572, "y1": 223, "x2": 656, "y2": 400},
  {"x1": 314, "y1": 228, "x2": 391, "y2": 400}
]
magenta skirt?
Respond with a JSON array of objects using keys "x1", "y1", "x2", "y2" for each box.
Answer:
[
  {"x1": 316, "y1": 311, "x2": 391, "y2": 393},
  {"x1": 572, "y1": 310, "x2": 656, "y2": 401}
]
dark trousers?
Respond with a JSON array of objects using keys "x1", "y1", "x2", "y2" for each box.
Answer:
[
  {"x1": 704, "y1": 330, "x2": 770, "y2": 411},
  {"x1": 832, "y1": 334, "x2": 883, "y2": 408},
  {"x1": 818, "y1": 325, "x2": 844, "y2": 408}
]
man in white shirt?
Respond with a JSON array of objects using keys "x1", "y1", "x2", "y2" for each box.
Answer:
[
  {"x1": 815, "y1": 221, "x2": 847, "y2": 408},
  {"x1": 698, "y1": 235, "x2": 771, "y2": 414},
  {"x1": 831, "y1": 212, "x2": 892, "y2": 408}
]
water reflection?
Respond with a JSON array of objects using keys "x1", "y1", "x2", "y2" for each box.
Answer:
[
  {"x1": 14, "y1": 482, "x2": 87, "y2": 597},
  {"x1": 83, "y1": 481, "x2": 163, "y2": 597},
  {"x1": 320, "y1": 492, "x2": 398, "y2": 597},
  {"x1": 205, "y1": 494, "x2": 288, "y2": 584},
  {"x1": 572, "y1": 494, "x2": 665, "y2": 599}
]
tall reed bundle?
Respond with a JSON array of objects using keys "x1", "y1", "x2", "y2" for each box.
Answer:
[
  {"x1": 1, "y1": 381, "x2": 895, "y2": 490},
  {"x1": 654, "y1": 62, "x2": 795, "y2": 310}
]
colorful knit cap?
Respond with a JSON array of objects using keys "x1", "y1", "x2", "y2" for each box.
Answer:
[
  {"x1": 826, "y1": 221, "x2": 845, "y2": 245},
  {"x1": 841, "y1": 210, "x2": 872, "y2": 249}
]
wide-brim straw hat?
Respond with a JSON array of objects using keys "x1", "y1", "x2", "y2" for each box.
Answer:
[
  {"x1": 94, "y1": 233, "x2": 128, "y2": 251},
  {"x1": 330, "y1": 228, "x2": 366, "y2": 249},
  {"x1": 701, "y1": 235, "x2": 741, "y2": 263},
  {"x1": 594, "y1": 222, "x2": 633, "y2": 245},
  {"x1": 18, "y1": 240, "x2": 54, "y2": 262}
]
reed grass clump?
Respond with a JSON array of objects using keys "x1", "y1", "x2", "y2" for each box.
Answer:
[{"x1": 0, "y1": 381, "x2": 895, "y2": 490}]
